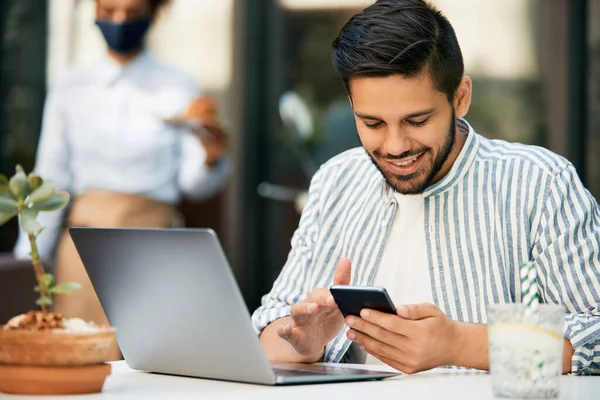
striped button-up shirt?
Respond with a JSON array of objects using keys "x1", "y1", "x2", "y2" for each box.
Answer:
[{"x1": 251, "y1": 119, "x2": 600, "y2": 375}]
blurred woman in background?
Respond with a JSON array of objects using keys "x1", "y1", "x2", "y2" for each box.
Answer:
[{"x1": 13, "y1": 0, "x2": 230, "y2": 358}]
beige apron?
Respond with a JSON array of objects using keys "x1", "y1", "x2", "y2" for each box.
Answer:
[{"x1": 53, "y1": 190, "x2": 177, "y2": 360}]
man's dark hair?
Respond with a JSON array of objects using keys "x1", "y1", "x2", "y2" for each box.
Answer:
[{"x1": 332, "y1": 0, "x2": 464, "y2": 102}]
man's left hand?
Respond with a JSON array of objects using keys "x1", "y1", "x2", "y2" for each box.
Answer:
[{"x1": 345, "y1": 303, "x2": 461, "y2": 374}]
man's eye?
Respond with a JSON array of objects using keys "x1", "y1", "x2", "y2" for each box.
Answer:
[
  {"x1": 364, "y1": 121, "x2": 383, "y2": 129},
  {"x1": 407, "y1": 119, "x2": 429, "y2": 127}
]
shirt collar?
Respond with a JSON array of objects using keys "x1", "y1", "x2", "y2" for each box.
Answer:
[
  {"x1": 381, "y1": 118, "x2": 480, "y2": 202},
  {"x1": 96, "y1": 50, "x2": 154, "y2": 86}
]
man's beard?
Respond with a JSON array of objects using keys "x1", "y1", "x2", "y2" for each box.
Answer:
[{"x1": 365, "y1": 111, "x2": 456, "y2": 195}]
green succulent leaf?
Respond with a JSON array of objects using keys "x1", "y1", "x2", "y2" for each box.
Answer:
[
  {"x1": 0, "y1": 196, "x2": 18, "y2": 227},
  {"x1": 40, "y1": 273, "x2": 55, "y2": 291},
  {"x1": 0, "y1": 174, "x2": 8, "y2": 190},
  {"x1": 9, "y1": 165, "x2": 29, "y2": 200},
  {"x1": 19, "y1": 208, "x2": 41, "y2": 234},
  {"x1": 0, "y1": 210, "x2": 18, "y2": 226},
  {"x1": 29, "y1": 191, "x2": 69, "y2": 212},
  {"x1": 26, "y1": 181, "x2": 55, "y2": 205},
  {"x1": 0, "y1": 210, "x2": 18, "y2": 227},
  {"x1": 49, "y1": 282, "x2": 81, "y2": 294},
  {"x1": 1, "y1": 174, "x2": 14, "y2": 200},
  {"x1": 36, "y1": 296, "x2": 53, "y2": 306},
  {"x1": 27, "y1": 173, "x2": 43, "y2": 192},
  {"x1": 0, "y1": 196, "x2": 18, "y2": 213}
]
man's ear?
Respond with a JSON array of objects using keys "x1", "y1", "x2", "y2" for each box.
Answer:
[{"x1": 454, "y1": 76, "x2": 472, "y2": 119}]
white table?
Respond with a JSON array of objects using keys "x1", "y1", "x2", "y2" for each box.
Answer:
[{"x1": 3, "y1": 361, "x2": 599, "y2": 399}]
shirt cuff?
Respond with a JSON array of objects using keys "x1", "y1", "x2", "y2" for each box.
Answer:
[
  {"x1": 564, "y1": 313, "x2": 600, "y2": 375},
  {"x1": 251, "y1": 304, "x2": 292, "y2": 335}
]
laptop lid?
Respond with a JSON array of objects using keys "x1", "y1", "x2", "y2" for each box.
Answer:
[{"x1": 69, "y1": 227, "x2": 278, "y2": 385}]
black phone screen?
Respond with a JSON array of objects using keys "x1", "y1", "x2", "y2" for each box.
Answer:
[{"x1": 330, "y1": 285, "x2": 397, "y2": 318}]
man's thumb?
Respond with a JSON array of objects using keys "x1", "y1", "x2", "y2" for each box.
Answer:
[
  {"x1": 333, "y1": 258, "x2": 352, "y2": 285},
  {"x1": 398, "y1": 302, "x2": 439, "y2": 320}
]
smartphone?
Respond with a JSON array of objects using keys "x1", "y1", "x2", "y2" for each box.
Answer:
[{"x1": 329, "y1": 285, "x2": 397, "y2": 318}]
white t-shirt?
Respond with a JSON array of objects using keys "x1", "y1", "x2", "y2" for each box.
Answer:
[{"x1": 363, "y1": 192, "x2": 434, "y2": 365}]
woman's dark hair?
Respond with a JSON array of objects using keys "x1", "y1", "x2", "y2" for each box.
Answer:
[
  {"x1": 332, "y1": 0, "x2": 464, "y2": 102},
  {"x1": 148, "y1": 0, "x2": 170, "y2": 14},
  {"x1": 95, "y1": 0, "x2": 170, "y2": 16}
]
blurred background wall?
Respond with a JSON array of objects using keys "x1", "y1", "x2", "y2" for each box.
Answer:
[{"x1": 0, "y1": 0, "x2": 596, "y2": 314}]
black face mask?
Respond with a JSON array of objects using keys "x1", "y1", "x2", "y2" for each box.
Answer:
[{"x1": 95, "y1": 19, "x2": 151, "y2": 54}]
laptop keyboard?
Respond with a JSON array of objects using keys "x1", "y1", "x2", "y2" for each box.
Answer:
[
  {"x1": 273, "y1": 365, "x2": 367, "y2": 376},
  {"x1": 273, "y1": 368, "x2": 337, "y2": 376}
]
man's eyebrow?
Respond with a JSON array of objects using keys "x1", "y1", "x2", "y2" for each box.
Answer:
[{"x1": 354, "y1": 108, "x2": 436, "y2": 120}]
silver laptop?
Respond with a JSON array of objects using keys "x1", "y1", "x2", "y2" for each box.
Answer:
[{"x1": 69, "y1": 227, "x2": 399, "y2": 385}]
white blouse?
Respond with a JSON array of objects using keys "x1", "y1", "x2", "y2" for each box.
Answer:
[{"x1": 13, "y1": 51, "x2": 231, "y2": 260}]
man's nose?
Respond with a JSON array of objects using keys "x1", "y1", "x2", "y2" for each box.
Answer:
[{"x1": 383, "y1": 127, "x2": 413, "y2": 157}]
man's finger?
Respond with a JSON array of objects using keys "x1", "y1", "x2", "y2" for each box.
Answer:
[
  {"x1": 346, "y1": 329, "x2": 406, "y2": 364},
  {"x1": 348, "y1": 330, "x2": 419, "y2": 373},
  {"x1": 307, "y1": 288, "x2": 337, "y2": 308},
  {"x1": 347, "y1": 314, "x2": 406, "y2": 347},
  {"x1": 291, "y1": 302, "x2": 318, "y2": 315},
  {"x1": 333, "y1": 258, "x2": 352, "y2": 285},
  {"x1": 367, "y1": 351, "x2": 415, "y2": 374},
  {"x1": 290, "y1": 302, "x2": 318, "y2": 325},
  {"x1": 400, "y1": 302, "x2": 440, "y2": 320},
  {"x1": 356, "y1": 309, "x2": 410, "y2": 337},
  {"x1": 278, "y1": 324, "x2": 315, "y2": 356},
  {"x1": 278, "y1": 323, "x2": 301, "y2": 348}
]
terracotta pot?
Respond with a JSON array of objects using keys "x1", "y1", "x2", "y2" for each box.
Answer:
[
  {"x1": 0, "y1": 328, "x2": 116, "y2": 394},
  {"x1": 0, "y1": 363, "x2": 112, "y2": 395},
  {"x1": 0, "y1": 328, "x2": 116, "y2": 366}
]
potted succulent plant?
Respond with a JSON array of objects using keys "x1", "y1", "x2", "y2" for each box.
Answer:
[{"x1": 0, "y1": 165, "x2": 116, "y2": 395}]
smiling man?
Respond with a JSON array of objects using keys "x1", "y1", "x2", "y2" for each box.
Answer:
[{"x1": 251, "y1": 0, "x2": 600, "y2": 375}]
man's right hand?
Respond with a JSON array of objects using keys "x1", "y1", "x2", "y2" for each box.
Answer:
[{"x1": 276, "y1": 258, "x2": 351, "y2": 361}]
